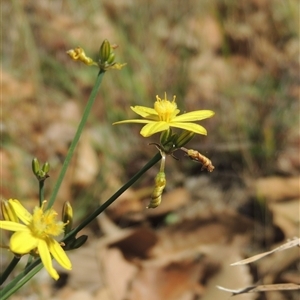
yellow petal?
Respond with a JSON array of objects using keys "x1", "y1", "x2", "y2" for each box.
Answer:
[
  {"x1": 47, "y1": 237, "x2": 72, "y2": 270},
  {"x1": 140, "y1": 122, "x2": 169, "y2": 137},
  {"x1": 10, "y1": 230, "x2": 38, "y2": 254},
  {"x1": 0, "y1": 221, "x2": 27, "y2": 232},
  {"x1": 172, "y1": 110, "x2": 215, "y2": 122},
  {"x1": 170, "y1": 122, "x2": 207, "y2": 135},
  {"x1": 8, "y1": 199, "x2": 32, "y2": 225},
  {"x1": 38, "y1": 239, "x2": 59, "y2": 280},
  {"x1": 131, "y1": 106, "x2": 158, "y2": 119},
  {"x1": 113, "y1": 119, "x2": 152, "y2": 125}
]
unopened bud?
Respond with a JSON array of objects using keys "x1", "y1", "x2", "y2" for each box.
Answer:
[
  {"x1": 42, "y1": 162, "x2": 50, "y2": 174},
  {"x1": 68, "y1": 235, "x2": 88, "y2": 250},
  {"x1": 32, "y1": 158, "x2": 40, "y2": 176},
  {"x1": 99, "y1": 39, "x2": 111, "y2": 62},
  {"x1": 174, "y1": 131, "x2": 195, "y2": 148},
  {"x1": 62, "y1": 201, "x2": 73, "y2": 235}
]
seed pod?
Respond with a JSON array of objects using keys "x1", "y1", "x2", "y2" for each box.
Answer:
[
  {"x1": 187, "y1": 149, "x2": 215, "y2": 172},
  {"x1": 147, "y1": 171, "x2": 166, "y2": 209}
]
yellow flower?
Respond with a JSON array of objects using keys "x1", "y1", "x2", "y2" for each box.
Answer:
[
  {"x1": 0, "y1": 199, "x2": 72, "y2": 280},
  {"x1": 113, "y1": 93, "x2": 215, "y2": 137}
]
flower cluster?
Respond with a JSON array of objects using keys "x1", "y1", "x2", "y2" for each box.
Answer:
[
  {"x1": 67, "y1": 40, "x2": 126, "y2": 71},
  {"x1": 0, "y1": 199, "x2": 72, "y2": 280},
  {"x1": 114, "y1": 93, "x2": 215, "y2": 208}
]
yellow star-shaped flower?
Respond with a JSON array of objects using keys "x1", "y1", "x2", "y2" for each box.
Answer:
[
  {"x1": 113, "y1": 93, "x2": 214, "y2": 137},
  {"x1": 0, "y1": 199, "x2": 72, "y2": 280}
]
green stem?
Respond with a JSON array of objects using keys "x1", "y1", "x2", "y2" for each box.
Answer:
[
  {"x1": 0, "y1": 260, "x2": 43, "y2": 300},
  {"x1": 47, "y1": 70, "x2": 105, "y2": 209},
  {"x1": 64, "y1": 152, "x2": 161, "y2": 241},
  {"x1": 0, "y1": 256, "x2": 20, "y2": 286},
  {"x1": 39, "y1": 180, "x2": 44, "y2": 207}
]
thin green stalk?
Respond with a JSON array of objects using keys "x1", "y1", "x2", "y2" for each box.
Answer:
[
  {"x1": 47, "y1": 70, "x2": 105, "y2": 209},
  {"x1": 0, "y1": 256, "x2": 20, "y2": 286},
  {"x1": 38, "y1": 181, "x2": 44, "y2": 207},
  {"x1": 0, "y1": 260, "x2": 43, "y2": 300},
  {"x1": 64, "y1": 151, "x2": 161, "y2": 241}
]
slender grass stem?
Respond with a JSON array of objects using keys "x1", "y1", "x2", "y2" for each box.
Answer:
[
  {"x1": 47, "y1": 70, "x2": 105, "y2": 209},
  {"x1": 0, "y1": 256, "x2": 20, "y2": 286},
  {"x1": 39, "y1": 181, "x2": 44, "y2": 207}
]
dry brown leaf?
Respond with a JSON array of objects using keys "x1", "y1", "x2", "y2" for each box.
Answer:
[
  {"x1": 105, "y1": 188, "x2": 144, "y2": 221},
  {"x1": 67, "y1": 240, "x2": 104, "y2": 293},
  {"x1": 129, "y1": 255, "x2": 208, "y2": 300},
  {"x1": 258, "y1": 246, "x2": 300, "y2": 284},
  {"x1": 145, "y1": 187, "x2": 190, "y2": 217},
  {"x1": 101, "y1": 248, "x2": 138, "y2": 300},
  {"x1": 200, "y1": 238, "x2": 255, "y2": 300},
  {"x1": 152, "y1": 209, "x2": 253, "y2": 258},
  {"x1": 269, "y1": 199, "x2": 300, "y2": 237},
  {"x1": 72, "y1": 132, "x2": 100, "y2": 187},
  {"x1": 254, "y1": 176, "x2": 300, "y2": 202}
]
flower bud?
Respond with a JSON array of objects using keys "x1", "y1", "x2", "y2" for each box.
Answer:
[
  {"x1": 62, "y1": 201, "x2": 73, "y2": 235},
  {"x1": 99, "y1": 39, "x2": 111, "y2": 62},
  {"x1": 32, "y1": 158, "x2": 50, "y2": 181},
  {"x1": 32, "y1": 158, "x2": 40, "y2": 176},
  {"x1": 160, "y1": 129, "x2": 173, "y2": 145},
  {"x1": 174, "y1": 131, "x2": 195, "y2": 148},
  {"x1": 106, "y1": 52, "x2": 115, "y2": 64},
  {"x1": 147, "y1": 171, "x2": 166, "y2": 209},
  {"x1": 68, "y1": 235, "x2": 88, "y2": 250},
  {"x1": 42, "y1": 162, "x2": 50, "y2": 174}
]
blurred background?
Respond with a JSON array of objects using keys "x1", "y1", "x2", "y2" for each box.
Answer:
[{"x1": 1, "y1": 0, "x2": 299, "y2": 299}]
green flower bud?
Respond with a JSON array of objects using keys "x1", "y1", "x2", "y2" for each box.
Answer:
[
  {"x1": 160, "y1": 129, "x2": 173, "y2": 145},
  {"x1": 99, "y1": 39, "x2": 111, "y2": 62},
  {"x1": 106, "y1": 52, "x2": 115, "y2": 64},
  {"x1": 69, "y1": 235, "x2": 88, "y2": 250},
  {"x1": 62, "y1": 201, "x2": 73, "y2": 235},
  {"x1": 42, "y1": 162, "x2": 50, "y2": 174},
  {"x1": 32, "y1": 158, "x2": 40, "y2": 176},
  {"x1": 174, "y1": 131, "x2": 195, "y2": 148}
]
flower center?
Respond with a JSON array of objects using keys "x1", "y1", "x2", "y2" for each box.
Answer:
[
  {"x1": 154, "y1": 94, "x2": 178, "y2": 122},
  {"x1": 29, "y1": 206, "x2": 64, "y2": 238}
]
